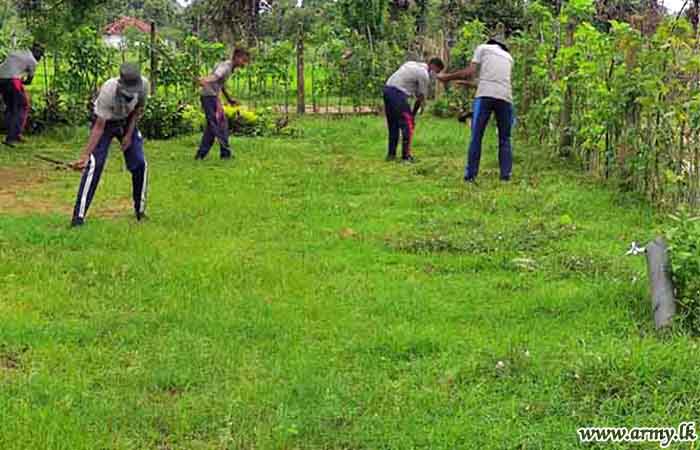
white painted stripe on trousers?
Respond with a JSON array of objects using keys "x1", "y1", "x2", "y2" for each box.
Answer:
[
  {"x1": 140, "y1": 160, "x2": 148, "y2": 214},
  {"x1": 78, "y1": 155, "x2": 96, "y2": 219}
]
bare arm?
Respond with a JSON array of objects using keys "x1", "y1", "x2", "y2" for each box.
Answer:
[
  {"x1": 412, "y1": 94, "x2": 425, "y2": 117},
  {"x1": 121, "y1": 107, "x2": 143, "y2": 152},
  {"x1": 437, "y1": 62, "x2": 479, "y2": 83},
  {"x1": 221, "y1": 86, "x2": 238, "y2": 106},
  {"x1": 72, "y1": 118, "x2": 106, "y2": 170}
]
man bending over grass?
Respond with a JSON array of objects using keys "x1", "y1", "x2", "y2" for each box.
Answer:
[
  {"x1": 70, "y1": 63, "x2": 149, "y2": 227},
  {"x1": 383, "y1": 57, "x2": 444, "y2": 163},
  {"x1": 195, "y1": 48, "x2": 250, "y2": 161},
  {"x1": 0, "y1": 43, "x2": 44, "y2": 147}
]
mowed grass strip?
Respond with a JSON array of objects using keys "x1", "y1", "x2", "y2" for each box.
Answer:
[{"x1": 1, "y1": 116, "x2": 694, "y2": 450}]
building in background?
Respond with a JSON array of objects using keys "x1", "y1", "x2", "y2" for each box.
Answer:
[{"x1": 103, "y1": 17, "x2": 152, "y2": 49}]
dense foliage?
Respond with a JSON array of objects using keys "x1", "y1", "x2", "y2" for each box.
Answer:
[
  {"x1": 666, "y1": 211, "x2": 700, "y2": 333},
  {"x1": 447, "y1": 0, "x2": 700, "y2": 209}
]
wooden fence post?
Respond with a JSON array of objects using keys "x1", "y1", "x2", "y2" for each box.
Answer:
[
  {"x1": 150, "y1": 21, "x2": 157, "y2": 96},
  {"x1": 296, "y1": 24, "x2": 305, "y2": 115}
]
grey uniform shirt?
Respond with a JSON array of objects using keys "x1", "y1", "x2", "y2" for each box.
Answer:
[
  {"x1": 386, "y1": 62, "x2": 431, "y2": 98},
  {"x1": 201, "y1": 60, "x2": 234, "y2": 97},
  {"x1": 473, "y1": 44, "x2": 513, "y2": 104},
  {"x1": 0, "y1": 50, "x2": 37, "y2": 80},
  {"x1": 94, "y1": 77, "x2": 150, "y2": 121}
]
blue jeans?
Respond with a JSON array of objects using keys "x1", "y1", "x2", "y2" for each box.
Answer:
[{"x1": 466, "y1": 97, "x2": 513, "y2": 181}]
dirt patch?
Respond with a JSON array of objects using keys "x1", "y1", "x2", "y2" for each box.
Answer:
[
  {"x1": 0, "y1": 346, "x2": 28, "y2": 373},
  {"x1": 0, "y1": 166, "x2": 63, "y2": 214},
  {"x1": 0, "y1": 167, "x2": 48, "y2": 192},
  {"x1": 1, "y1": 166, "x2": 133, "y2": 217},
  {"x1": 0, "y1": 353, "x2": 21, "y2": 370}
]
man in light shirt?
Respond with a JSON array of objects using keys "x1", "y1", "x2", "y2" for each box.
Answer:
[
  {"x1": 70, "y1": 63, "x2": 150, "y2": 227},
  {"x1": 0, "y1": 44, "x2": 44, "y2": 147},
  {"x1": 195, "y1": 48, "x2": 250, "y2": 160},
  {"x1": 383, "y1": 57, "x2": 444, "y2": 163},
  {"x1": 438, "y1": 32, "x2": 514, "y2": 182}
]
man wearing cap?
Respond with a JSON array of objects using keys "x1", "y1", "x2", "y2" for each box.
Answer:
[
  {"x1": 383, "y1": 57, "x2": 445, "y2": 163},
  {"x1": 69, "y1": 63, "x2": 150, "y2": 227},
  {"x1": 0, "y1": 44, "x2": 44, "y2": 147},
  {"x1": 195, "y1": 48, "x2": 250, "y2": 160},
  {"x1": 437, "y1": 32, "x2": 514, "y2": 182}
]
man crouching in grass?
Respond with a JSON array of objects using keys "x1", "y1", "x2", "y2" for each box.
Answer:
[
  {"x1": 195, "y1": 48, "x2": 250, "y2": 161},
  {"x1": 383, "y1": 57, "x2": 444, "y2": 163},
  {"x1": 70, "y1": 63, "x2": 149, "y2": 227}
]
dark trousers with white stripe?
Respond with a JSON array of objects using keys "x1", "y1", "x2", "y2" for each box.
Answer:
[
  {"x1": 72, "y1": 120, "x2": 148, "y2": 222},
  {"x1": 0, "y1": 78, "x2": 29, "y2": 143},
  {"x1": 197, "y1": 95, "x2": 231, "y2": 158},
  {"x1": 383, "y1": 86, "x2": 414, "y2": 159}
]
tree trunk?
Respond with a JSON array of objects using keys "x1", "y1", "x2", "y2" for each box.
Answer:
[
  {"x1": 559, "y1": 18, "x2": 575, "y2": 157},
  {"x1": 249, "y1": 0, "x2": 260, "y2": 46},
  {"x1": 646, "y1": 237, "x2": 677, "y2": 329}
]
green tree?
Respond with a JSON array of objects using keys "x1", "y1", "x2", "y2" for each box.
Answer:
[{"x1": 192, "y1": 0, "x2": 264, "y2": 44}]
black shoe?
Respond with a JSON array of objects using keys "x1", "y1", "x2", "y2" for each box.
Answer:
[
  {"x1": 221, "y1": 153, "x2": 234, "y2": 160},
  {"x1": 195, "y1": 153, "x2": 205, "y2": 160},
  {"x1": 385, "y1": 154, "x2": 397, "y2": 162},
  {"x1": 464, "y1": 177, "x2": 476, "y2": 184},
  {"x1": 2, "y1": 140, "x2": 16, "y2": 148},
  {"x1": 70, "y1": 217, "x2": 84, "y2": 227},
  {"x1": 401, "y1": 155, "x2": 416, "y2": 164},
  {"x1": 500, "y1": 176, "x2": 511, "y2": 182},
  {"x1": 136, "y1": 212, "x2": 148, "y2": 222}
]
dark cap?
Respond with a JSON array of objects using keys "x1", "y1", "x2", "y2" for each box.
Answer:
[{"x1": 119, "y1": 63, "x2": 143, "y2": 94}]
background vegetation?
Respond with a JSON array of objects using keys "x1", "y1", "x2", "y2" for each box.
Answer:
[{"x1": 4, "y1": 1, "x2": 700, "y2": 446}]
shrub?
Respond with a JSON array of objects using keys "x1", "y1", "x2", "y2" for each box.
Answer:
[
  {"x1": 140, "y1": 96, "x2": 196, "y2": 140},
  {"x1": 181, "y1": 104, "x2": 205, "y2": 133},
  {"x1": 224, "y1": 104, "x2": 262, "y2": 136},
  {"x1": 666, "y1": 211, "x2": 700, "y2": 333},
  {"x1": 223, "y1": 104, "x2": 302, "y2": 138}
]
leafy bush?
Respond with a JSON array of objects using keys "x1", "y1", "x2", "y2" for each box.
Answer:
[
  {"x1": 59, "y1": 26, "x2": 115, "y2": 100},
  {"x1": 223, "y1": 104, "x2": 302, "y2": 138},
  {"x1": 666, "y1": 211, "x2": 700, "y2": 333},
  {"x1": 139, "y1": 98, "x2": 301, "y2": 140},
  {"x1": 224, "y1": 104, "x2": 261, "y2": 136},
  {"x1": 180, "y1": 103, "x2": 205, "y2": 133},
  {"x1": 430, "y1": 97, "x2": 452, "y2": 118},
  {"x1": 140, "y1": 96, "x2": 196, "y2": 140},
  {"x1": 2, "y1": 91, "x2": 90, "y2": 135}
]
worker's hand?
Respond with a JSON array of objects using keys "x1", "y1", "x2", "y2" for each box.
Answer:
[
  {"x1": 71, "y1": 157, "x2": 88, "y2": 171},
  {"x1": 121, "y1": 135, "x2": 132, "y2": 152}
]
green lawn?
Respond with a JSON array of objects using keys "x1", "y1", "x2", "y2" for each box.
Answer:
[{"x1": 1, "y1": 116, "x2": 696, "y2": 449}]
